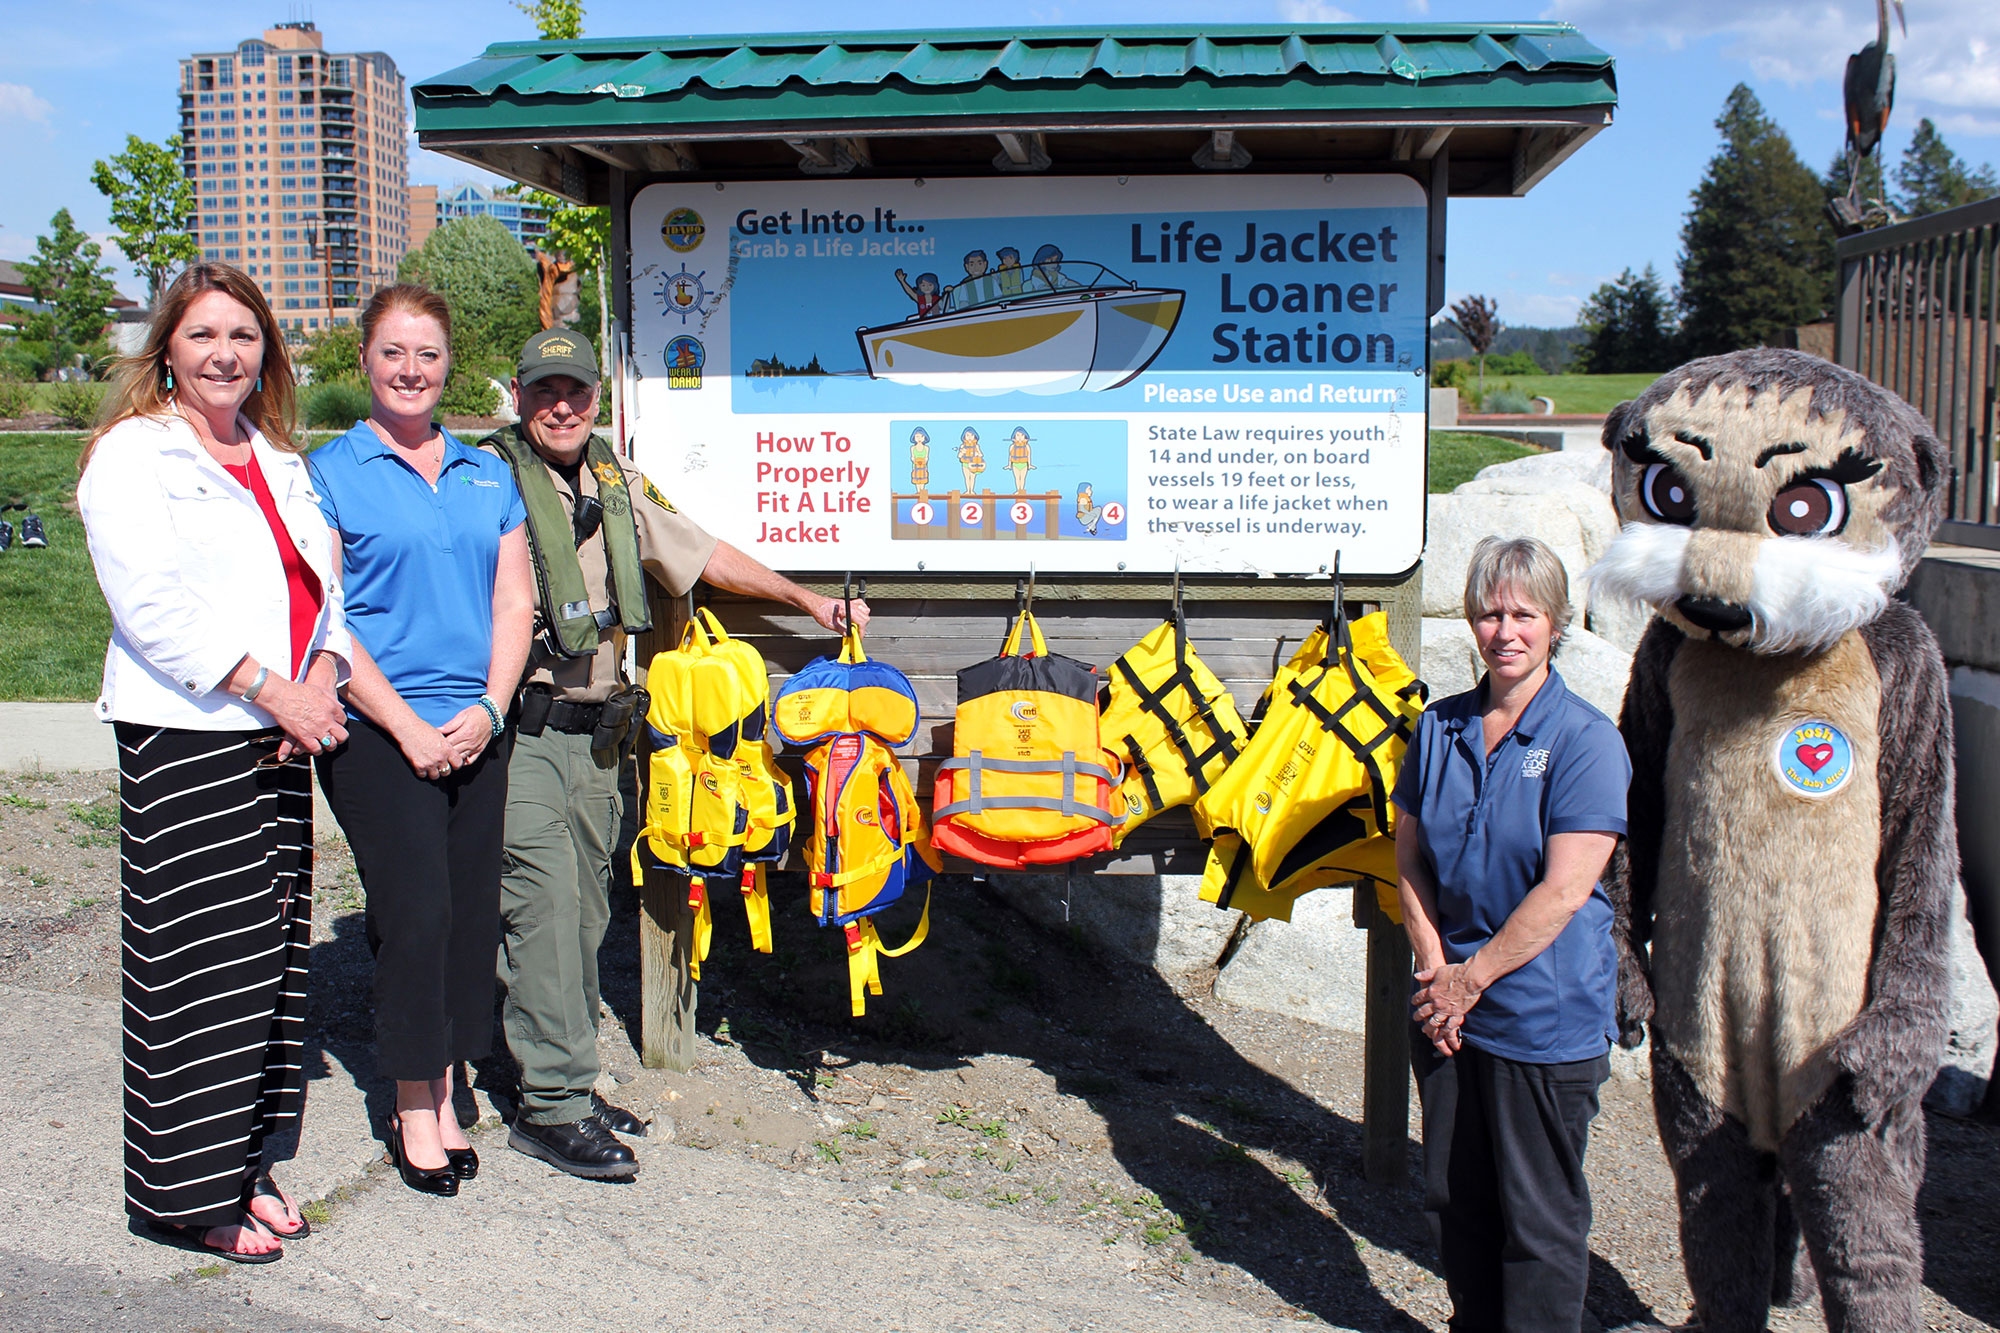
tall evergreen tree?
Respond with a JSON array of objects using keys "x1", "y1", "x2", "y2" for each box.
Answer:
[
  {"x1": 1677, "y1": 85, "x2": 1836, "y2": 358},
  {"x1": 1895, "y1": 118, "x2": 2000, "y2": 216},
  {"x1": 17, "y1": 208, "x2": 120, "y2": 357},
  {"x1": 1576, "y1": 266, "x2": 1677, "y2": 373}
]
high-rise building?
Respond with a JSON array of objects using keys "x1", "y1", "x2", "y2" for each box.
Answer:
[
  {"x1": 406, "y1": 183, "x2": 438, "y2": 254},
  {"x1": 180, "y1": 21, "x2": 409, "y2": 338},
  {"x1": 435, "y1": 184, "x2": 548, "y2": 252}
]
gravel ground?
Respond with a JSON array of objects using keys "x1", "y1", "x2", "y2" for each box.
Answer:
[{"x1": 3, "y1": 766, "x2": 1995, "y2": 1331}]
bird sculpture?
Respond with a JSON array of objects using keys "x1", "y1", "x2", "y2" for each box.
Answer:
[{"x1": 1841, "y1": 0, "x2": 1906, "y2": 215}]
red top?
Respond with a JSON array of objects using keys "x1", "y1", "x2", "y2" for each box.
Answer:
[{"x1": 222, "y1": 453, "x2": 324, "y2": 676}]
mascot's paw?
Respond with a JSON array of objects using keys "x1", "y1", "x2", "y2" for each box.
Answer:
[
  {"x1": 1825, "y1": 1004, "x2": 1939, "y2": 1122},
  {"x1": 1615, "y1": 942, "x2": 1655, "y2": 1049}
]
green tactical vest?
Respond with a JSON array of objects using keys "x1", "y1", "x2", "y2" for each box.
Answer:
[{"x1": 483, "y1": 425, "x2": 652, "y2": 660}]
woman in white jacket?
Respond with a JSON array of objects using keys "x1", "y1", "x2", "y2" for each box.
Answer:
[{"x1": 79, "y1": 263, "x2": 349, "y2": 1264}]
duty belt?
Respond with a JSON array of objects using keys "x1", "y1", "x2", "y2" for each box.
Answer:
[{"x1": 543, "y1": 698, "x2": 605, "y2": 735}]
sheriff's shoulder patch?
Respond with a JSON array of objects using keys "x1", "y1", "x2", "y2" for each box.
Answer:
[{"x1": 641, "y1": 476, "x2": 677, "y2": 513}]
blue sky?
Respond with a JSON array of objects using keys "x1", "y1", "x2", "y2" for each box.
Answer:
[{"x1": 3, "y1": 0, "x2": 1996, "y2": 327}]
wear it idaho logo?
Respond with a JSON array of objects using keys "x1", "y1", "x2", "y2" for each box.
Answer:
[{"x1": 1773, "y1": 717, "x2": 1854, "y2": 798}]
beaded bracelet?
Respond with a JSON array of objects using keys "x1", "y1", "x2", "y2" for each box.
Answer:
[{"x1": 477, "y1": 694, "x2": 505, "y2": 741}]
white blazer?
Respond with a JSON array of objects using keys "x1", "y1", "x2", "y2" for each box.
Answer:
[{"x1": 80, "y1": 413, "x2": 352, "y2": 730}]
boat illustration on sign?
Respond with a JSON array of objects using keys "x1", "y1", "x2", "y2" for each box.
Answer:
[{"x1": 856, "y1": 260, "x2": 1184, "y2": 395}]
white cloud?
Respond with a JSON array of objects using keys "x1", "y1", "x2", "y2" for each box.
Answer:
[
  {"x1": 1278, "y1": 0, "x2": 1359, "y2": 21},
  {"x1": 0, "y1": 82, "x2": 52, "y2": 124},
  {"x1": 1408, "y1": 0, "x2": 1431, "y2": 13},
  {"x1": 1548, "y1": 0, "x2": 2000, "y2": 111}
]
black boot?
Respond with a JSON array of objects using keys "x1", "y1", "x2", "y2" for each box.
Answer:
[
  {"x1": 509, "y1": 1114, "x2": 639, "y2": 1180},
  {"x1": 592, "y1": 1092, "x2": 648, "y2": 1137}
]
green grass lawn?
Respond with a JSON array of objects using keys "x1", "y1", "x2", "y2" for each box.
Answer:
[
  {"x1": 0, "y1": 432, "x2": 108, "y2": 700},
  {"x1": 1429, "y1": 431, "x2": 1539, "y2": 492},
  {"x1": 1467, "y1": 372, "x2": 1661, "y2": 416}
]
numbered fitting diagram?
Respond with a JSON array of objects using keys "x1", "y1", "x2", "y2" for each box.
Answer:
[{"x1": 890, "y1": 419, "x2": 1127, "y2": 541}]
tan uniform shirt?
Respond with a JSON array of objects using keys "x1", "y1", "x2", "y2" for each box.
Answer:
[{"x1": 481, "y1": 439, "x2": 717, "y2": 703}]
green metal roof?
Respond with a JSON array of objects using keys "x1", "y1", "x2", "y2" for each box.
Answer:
[{"x1": 413, "y1": 24, "x2": 1616, "y2": 130}]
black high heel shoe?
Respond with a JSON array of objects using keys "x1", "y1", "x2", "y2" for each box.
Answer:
[
  {"x1": 384, "y1": 1115, "x2": 459, "y2": 1197},
  {"x1": 445, "y1": 1147, "x2": 479, "y2": 1180}
]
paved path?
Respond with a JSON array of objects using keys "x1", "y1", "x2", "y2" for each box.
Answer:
[{"x1": 0, "y1": 702, "x2": 114, "y2": 772}]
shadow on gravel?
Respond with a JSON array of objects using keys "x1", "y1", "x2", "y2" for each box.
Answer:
[{"x1": 595, "y1": 868, "x2": 1449, "y2": 1329}]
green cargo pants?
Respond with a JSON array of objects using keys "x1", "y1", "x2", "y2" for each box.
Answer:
[{"x1": 498, "y1": 727, "x2": 621, "y2": 1125}]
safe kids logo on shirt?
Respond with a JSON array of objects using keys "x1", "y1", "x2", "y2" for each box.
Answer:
[
  {"x1": 1773, "y1": 718, "x2": 1854, "y2": 798},
  {"x1": 1520, "y1": 748, "x2": 1550, "y2": 778}
]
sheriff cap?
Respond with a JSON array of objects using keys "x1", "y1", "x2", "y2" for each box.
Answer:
[{"x1": 517, "y1": 328, "x2": 600, "y2": 388}]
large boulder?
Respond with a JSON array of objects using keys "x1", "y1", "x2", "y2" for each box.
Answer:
[
  {"x1": 1420, "y1": 617, "x2": 1633, "y2": 718},
  {"x1": 1423, "y1": 491, "x2": 1594, "y2": 616},
  {"x1": 1471, "y1": 448, "x2": 1612, "y2": 494},
  {"x1": 1213, "y1": 889, "x2": 1371, "y2": 1033},
  {"x1": 1927, "y1": 879, "x2": 2000, "y2": 1117},
  {"x1": 980, "y1": 872, "x2": 1236, "y2": 982},
  {"x1": 1586, "y1": 593, "x2": 1655, "y2": 654}
]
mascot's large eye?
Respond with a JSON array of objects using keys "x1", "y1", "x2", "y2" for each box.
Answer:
[
  {"x1": 1768, "y1": 478, "x2": 1848, "y2": 537},
  {"x1": 1639, "y1": 462, "x2": 1697, "y2": 524}
]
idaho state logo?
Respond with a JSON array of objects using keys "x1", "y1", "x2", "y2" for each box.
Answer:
[{"x1": 1773, "y1": 717, "x2": 1854, "y2": 799}]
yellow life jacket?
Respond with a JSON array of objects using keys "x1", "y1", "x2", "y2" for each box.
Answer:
[
  {"x1": 1098, "y1": 615, "x2": 1249, "y2": 843},
  {"x1": 631, "y1": 608, "x2": 794, "y2": 975},
  {"x1": 931, "y1": 610, "x2": 1124, "y2": 867},
  {"x1": 1194, "y1": 602, "x2": 1424, "y2": 922},
  {"x1": 774, "y1": 627, "x2": 940, "y2": 1015}
]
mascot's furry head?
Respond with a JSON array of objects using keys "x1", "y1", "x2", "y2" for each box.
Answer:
[{"x1": 1588, "y1": 348, "x2": 1947, "y2": 654}]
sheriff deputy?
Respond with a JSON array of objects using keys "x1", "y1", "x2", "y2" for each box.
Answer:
[{"x1": 481, "y1": 329, "x2": 867, "y2": 1180}]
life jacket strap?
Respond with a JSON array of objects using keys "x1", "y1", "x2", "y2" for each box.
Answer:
[
  {"x1": 1110, "y1": 652, "x2": 1242, "y2": 795},
  {"x1": 936, "y1": 751, "x2": 1126, "y2": 826},
  {"x1": 741, "y1": 865, "x2": 772, "y2": 954},
  {"x1": 686, "y1": 877, "x2": 713, "y2": 981},
  {"x1": 841, "y1": 887, "x2": 932, "y2": 1016}
]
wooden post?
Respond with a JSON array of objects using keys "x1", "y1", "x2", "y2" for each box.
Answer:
[
  {"x1": 1361, "y1": 566, "x2": 1421, "y2": 1186},
  {"x1": 638, "y1": 867, "x2": 699, "y2": 1071},
  {"x1": 634, "y1": 585, "x2": 699, "y2": 1070}
]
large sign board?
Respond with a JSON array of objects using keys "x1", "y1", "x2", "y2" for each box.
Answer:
[{"x1": 628, "y1": 175, "x2": 1428, "y2": 576}]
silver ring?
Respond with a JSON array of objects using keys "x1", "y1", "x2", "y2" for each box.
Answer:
[{"x1": 318, "y1": 734, "x2": 334, "y2": 749}]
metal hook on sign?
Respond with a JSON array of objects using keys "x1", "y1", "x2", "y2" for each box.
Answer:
[
  {"x1": 842, "y1": 571, "x2": 863, "y2": 637},
  {"x1": 1016, "y1": 562, "x2": 1037, "y2": 618},
  {"x1": 1171, "y1": 554, "x2": 1184, "y2": 628}
]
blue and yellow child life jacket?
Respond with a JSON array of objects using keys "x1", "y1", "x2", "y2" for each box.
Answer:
[
  {"x1": 631, "y1": 608, "x2": 794, "y2": 977},
  {"x1": 930, "y1": 609, "x2": 1125, "y2": 868},
  {"x1": 1098, "y1": 613, "x2": 1250, "y2": 846},
  {"x1": 773, "y1": 626, "x2": 941, "y2": 1016},
  {"x1": 1193, "y1": 599, "x2": 1425, "y2": 924}
]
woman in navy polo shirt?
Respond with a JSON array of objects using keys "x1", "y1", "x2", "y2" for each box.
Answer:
[
  {"x1": 310, "y1": 285, "x2": 534, "y2": 1197},
  {"x1": 1391, "y1": 536, "x2": 1631, "y2": 1333}
]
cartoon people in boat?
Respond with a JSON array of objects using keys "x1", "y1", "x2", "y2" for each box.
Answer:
[
  {"x1": 1030, "y1": 244, "x2": 1080, "y2": 293},
  {"x1": 958, "y1": 426, "x2": 987, "y2": 494},
  {"x1": 994, "y1": 247, "x2": 1025, "y2": 297},
  {"x1": 1006, "y1": 426, "x2": 1034, "y2": 494},
  {"x1": 894, "y1": 268, "x2": 944, "y2": 317},
  {"x1": 908, "y1": 426, "x2": 932, "y2": 498},
  {"x1": 1076, "y1": 482, "x2": 1101, "y2": 536},
  {"x1": 952, "y1": 250, "x2": 1001, "y2": 309}
]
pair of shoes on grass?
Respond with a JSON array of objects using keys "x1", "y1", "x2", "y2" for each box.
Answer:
[{"x1": 0, "y1": 504, "x2": 44, "y2": 552}]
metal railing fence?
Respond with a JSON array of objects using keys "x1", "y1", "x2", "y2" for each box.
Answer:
[{"x1": 1836, "y1": 195, "x2": 2000, "y2": 548}]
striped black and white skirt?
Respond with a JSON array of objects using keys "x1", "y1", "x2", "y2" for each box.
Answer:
[{"x1": 117, "y1": 722, "x2": 312, "y2": 1228}]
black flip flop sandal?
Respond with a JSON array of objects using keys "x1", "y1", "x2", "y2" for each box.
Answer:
[
  {"x1": 147, "y1": 1214, "x2": 285, "y2": 1264},
  {"x1": 246, "y1": 1174, "x2": 310, "y2": 1238}
]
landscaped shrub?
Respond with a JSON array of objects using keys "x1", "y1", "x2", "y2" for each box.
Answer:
[
  {"x1": 1480, "y1": 387, "x2": 1534, "y2": 414},
  {"x1": 49, "y1": 381, "x2": 105, "y2": 428},
  {"x1": 0, "y1": 377, "x2": 33, "y2": 420},
  {"x1": 303, "y1": 378, "x2": 372, "y2": 429},
  {"x1": 439, "y1": 368, "x2": 499, "y2": 419}
]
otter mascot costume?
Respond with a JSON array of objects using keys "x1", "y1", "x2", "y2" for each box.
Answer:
[{"x1": 1591, "y1": 349, "x2": 1956, "y2": 1332}]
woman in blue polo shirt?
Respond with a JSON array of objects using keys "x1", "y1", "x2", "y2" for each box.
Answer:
[
  {"x1": 310, "y1": 285, "x2": 534, "y2": 1197},
  {"x1": 1391, "y1": 536, "x2": 1630, "y2": 1333}
]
